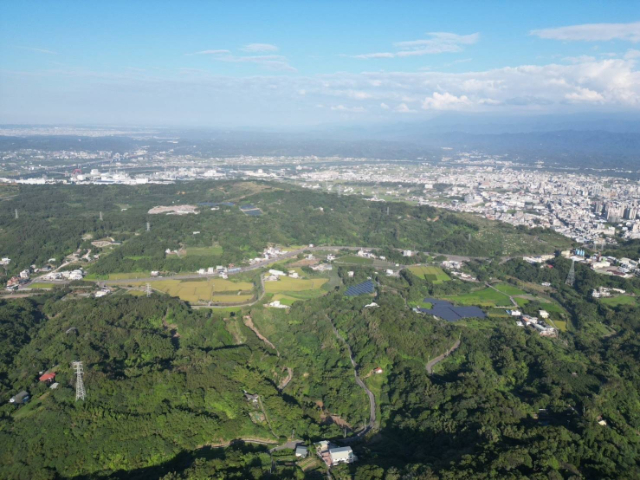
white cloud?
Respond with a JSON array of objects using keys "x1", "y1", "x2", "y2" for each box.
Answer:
[
  {"x1": 625, "y1": 49, "x2": 640, "y2": 59},
  {"x1": 531, "y1": 22, "x2": 640, "y2": 42},
  {"x1": 422, "y1": 92, "x2": 472, "y2": 110},
  {"x1": 330, "y1": 104, "x2": 366, "y2": 112},
  {"x1": 395, "y1": 103, "x2": 416, "y2": 113},
  {"x1": 565, "y1": 87, "x2": 605, "y2": 102},
  {"x1": 186, "y1": 49, "x2": 230, "y2": 56},
  {"x1": 352, "y1": 32, "x2": 479, "y2": 59},
  {"x1": 17, "y1": 46, "x2": 57, "y2": 55},
  {"x1": 380, "y1": 103, "x2": 390, "y2": 109},
  {"x1": 353, "y1": 52, "x2": 395, "y2": 59},
  {"x1": 242, "y1": 43, "x2": 279, "y2": 53},
  {"x1": 563, "y1": 55, "x2": 596, "y2": 64}
]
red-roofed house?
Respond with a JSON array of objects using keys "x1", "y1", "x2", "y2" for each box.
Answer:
[{"x1": 39, "y1": 372, "x2": 56, "y2": 382}]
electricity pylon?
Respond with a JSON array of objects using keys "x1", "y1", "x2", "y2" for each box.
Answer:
[
  {"x1": 565, "y1": 259, "x2": 575, "y2": 287},
  {"x1": 72, "y1": 361, "x2": 86, "y2": 401}
]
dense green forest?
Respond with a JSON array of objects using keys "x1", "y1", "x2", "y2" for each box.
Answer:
[
  {"x1": 0, "y1": 181, "x2": 572, "y2": 276},
  {"x1": 1, "y1": 251, "x2": 639, "y2": 478}
]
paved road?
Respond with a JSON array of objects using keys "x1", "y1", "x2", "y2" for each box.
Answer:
[
  {"x1": 326, "y1": 314, "x2": 376, "y2": 437},
  {"x1": 426, "y1": 338, "x2": 461, "y2": 375}
]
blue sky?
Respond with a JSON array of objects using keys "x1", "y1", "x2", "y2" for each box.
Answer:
[{"x1": 1, "y1": 1, "x2": 639, "y2": 127}]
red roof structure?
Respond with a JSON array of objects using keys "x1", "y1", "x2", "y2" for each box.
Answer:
[{"x1": 39, "y1": 372, "x2": 56, "y2": 382}]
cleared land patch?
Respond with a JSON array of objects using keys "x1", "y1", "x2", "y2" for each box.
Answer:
[
  {"x1": 186, "y1": 246, "x2": 223, "y2": 256},
  {"x1": 447, "y1": 288, "x2": 513, "y2": 307},
  {"x1": 600, "y1": 295, "x2": 637, "y2": 307},
  {"x1": 265, "y1": 277, "x2": 328, "y2": 293},
  {"x1": 334, "y1": 255, "x2": 373, "y2": 265},
  {"x1": 407, "y1": 266, "x2": 451, "y2": 284}
]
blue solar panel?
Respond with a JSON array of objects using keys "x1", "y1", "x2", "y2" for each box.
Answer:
[
  {"x1": 345, "y1": 280, "x2": 375, "y2": 297},
  {"x1": 419, "y1": 298, "x2": 486, "y2": 321},
  {"x1": 240, "y1": 204, "x2": 258, "y2": 211},
  {"x1": 244, "y1": 209, "x2": 262, "y2": 216}
]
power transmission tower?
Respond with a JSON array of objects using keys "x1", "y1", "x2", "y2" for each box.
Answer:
[
  {"x1": 565, "y1": 259, "x2": 575, "y2": 287},
  {"x1": 146, "y1": 221, "x2": 150, "y2": 232},
  {"x1": 72, "y1": 361, "x2": 86, "y2": 401},
  {"x1": 14, "y1": 209, "x2": 18, "y2": 219},
  {"x1": 99, "y1": 211, "x2": 103, "y2": 221},
  {"x1": 386, "y1": 206, "x2": 390, "y2": 216},
  {"x1": 146, "y1": 283, "x2": 152, "y2": 297}
]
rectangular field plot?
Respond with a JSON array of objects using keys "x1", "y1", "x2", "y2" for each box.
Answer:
[
  {"x1": 186, "y1": 246, "x2": 224, "y2": 256},
  {"x1": 265, "y1": 277, "x2": 328, "y2": 293},
  {"x1": 447, "y1": 288, "x2": 512, "y2": 307},
  {"x1": 407, "y1": 266, "x2": 451, "y2": 284},
  {"x1": 131, "y1": 278, "x2": 253, "y2": 304}
]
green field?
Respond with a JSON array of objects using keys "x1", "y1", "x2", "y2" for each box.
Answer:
[
  {"x1": 271, "y1": 294, "x2": 299, "y2": 306},
  {"x1": 494, "y1": 283, "x2": 526, "y2": 296},
  {"x1": 537, "y1": 302, "x2": 566, "y2": 313},
  {"x1": 265, "y1": 277, "x2": 328, "y2": 293},
  {"x1": 447, "y1": 288, "x2": 513, "y2": 307},
  {"x1": 186, "y1": 245, "x2": 224, "y2": 256},
  {"x1": 600, "y1": 295, "x2": 637, "y2": 307},
  {"x1": 335, "y1": 255, "x2": 374, "y2": 265},
  {"x1": 407, "y1": 266, "x2": 451, "y2": 284},
  {"x1": 108, "y1": 272, "x2": 150, "y2": 280},
  {"x1": 28, "y1": 283, "x2": 55, "y2": 289},
  {"x1": 548, "y1": 319, "x2": 568, "y2": 332},
  {"x1": 130, "y1": 278, "x2": 254, "y2": 304}
]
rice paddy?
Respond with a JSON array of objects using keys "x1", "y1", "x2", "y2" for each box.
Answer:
[{"x1": 130, "y1": 278, "x2": 254, "y2": 304}]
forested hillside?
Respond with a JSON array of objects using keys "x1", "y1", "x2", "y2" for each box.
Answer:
[
  {"x1": 1, "y1": 252, "x2": 640, "y2": 478},
  {"x1": 0, "y1": 181, "x2": 571, "y2": 276}
]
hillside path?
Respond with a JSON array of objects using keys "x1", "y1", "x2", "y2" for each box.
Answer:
[{"x1": 426, "y1": 338, "x2": 461, "y2": 375}]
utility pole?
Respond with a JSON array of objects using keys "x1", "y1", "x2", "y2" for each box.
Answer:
[
  {"x1": 146, "y1": 283, "x2": 152, "y2": 297},
  {"x1": 72, "y1": 361, "x2": 86, "y2": 401},
  {"x1": 565, "y1": 259, "x2": 575, "y2": 287}
]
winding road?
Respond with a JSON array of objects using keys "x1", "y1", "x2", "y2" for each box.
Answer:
[
  {"x1": 426, "y1": 338, "x2": 461, "y2": 375},
  {"x1": 325, "y1": 314, "x2": 377, "y2": 437}
]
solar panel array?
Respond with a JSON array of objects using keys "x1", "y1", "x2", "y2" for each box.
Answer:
[
  {"x1": 240, "y1": 204, "x2": 263, "y2": 216},
  {"x1": 345, "y1": 280, "x2": 375, "y2": 297},
  {"x1": 418, "y1": 298, "x2": 486, "y2": 321}
]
